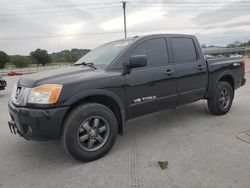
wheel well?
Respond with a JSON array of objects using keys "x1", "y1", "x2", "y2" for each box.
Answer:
[
  {"x1": 64, "y1": 95, "x2": 123, "y2": 135},
  {"x1": 219, "y1": 75, "x2": 234, "y2": 89}
]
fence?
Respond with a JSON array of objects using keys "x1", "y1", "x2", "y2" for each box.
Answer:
[
  {"x1": 0, "y1": 64, "x2": 69, "y2": 76},
  {"x1": 203, "y1": 46, "x2": 250, "y2": 56}
]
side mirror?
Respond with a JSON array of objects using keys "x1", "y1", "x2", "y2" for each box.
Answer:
[
  {"x1": 128, "y1": 55, "x2": 147, "y2": 68},
  {"x1": 124, "y1": 55, "x2": 147, "y2": 74}
]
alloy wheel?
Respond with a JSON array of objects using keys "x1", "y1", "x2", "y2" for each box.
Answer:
[{"x1": 77, "y1": 116, "x2": 110, "y2": 151}]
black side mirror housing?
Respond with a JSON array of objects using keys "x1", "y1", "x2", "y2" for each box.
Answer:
[{"x1": 124, "y1": 55, "x2": 147, "y2": 74}]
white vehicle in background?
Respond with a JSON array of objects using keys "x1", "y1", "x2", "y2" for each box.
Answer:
[
  {"x1": 216, "y1": 55, "x2": 226, "y2": 59},
  {"x1": 230, "y1": 54, "x2": 243, "y2": 58},
  {"x1": 204, "y1": 54, "x2": 215, "y2": 59}
]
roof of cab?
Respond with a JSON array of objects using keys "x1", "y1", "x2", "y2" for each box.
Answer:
[
  {"x1": 110, "y1": 33, "x2": 196, "y2": 45},
  {"x1": 135, "y1": 33, "x2": 196, "y2": 39}
]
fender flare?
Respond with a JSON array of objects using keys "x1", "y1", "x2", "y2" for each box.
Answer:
[
  {"x1": 216, "y1": 71, "x2": 235, "y2": 88},
  {"x1": 64, "y1": 89, "x2": 125, "y2": 113},
  {"x1": 205, "y1": 71, "x2": 235, "y2": 99},
  {"x1": 63, "y1": 89, "x2": 126, "y2": 135}
]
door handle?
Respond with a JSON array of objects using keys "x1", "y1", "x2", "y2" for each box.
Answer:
[
  {"x1": 197, "y1": 65, "x2": 205, "y2": 71},
  {"x1": 165, "y1": 69, "x2": 174, "y2": 76}
]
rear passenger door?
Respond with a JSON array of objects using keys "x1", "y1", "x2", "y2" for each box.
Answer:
[
  {"x1": 169, "y1": 36, "x2": 208, "y2": 105},
  {"x1": 125, "y1": 37, "x2": 177, "y2": 119}
]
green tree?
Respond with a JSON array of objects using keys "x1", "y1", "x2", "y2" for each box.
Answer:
[
  {"x1": 10, "y1": 55, "x2": 31, "y2": 68},
  {"x1": 49, "y1": 49, "x2": 91, "y2": 62},
  {"x1": 30, "y1": 49, "x2": 51, "y2": 66},
  {"x1": 0, "y1": 51, "x2": 10, "y2": 69},
  {"x1": 64, "y1": 52, "x2": 78, "y2": 62},
  {"x1": 201, "y1": 44, "x2": 207, "y2": 48},
  {"x1": 227, "y1": 41, "x2": 243, "y2": 48}
]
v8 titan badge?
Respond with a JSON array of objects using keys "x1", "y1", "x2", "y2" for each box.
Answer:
[{"x1": 134, "y1": 96, "x2": 157, "y2": 103}]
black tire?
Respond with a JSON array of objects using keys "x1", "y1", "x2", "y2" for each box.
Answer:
[
  {"x1": 207, "y1": 81, "x2": 234, "y2": 115},
  {"x1": 62, "y1": 103, "x2": 118, "y2": 162}
]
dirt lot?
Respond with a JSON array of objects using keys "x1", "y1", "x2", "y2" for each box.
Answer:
[{"x1": 0, "y1": 72, "x2": 249, "y2": 188}]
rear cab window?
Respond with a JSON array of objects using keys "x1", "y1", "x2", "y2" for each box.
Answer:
[{"x1": 171, "y1": 37, "x2": 198, "y2": 63}]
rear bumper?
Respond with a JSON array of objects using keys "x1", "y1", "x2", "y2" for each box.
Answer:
[
  {"x1": 241, "y1": 78, "x2": 246, "y2": 86},
  {"x1": 8, "y1": 101, "x2": 69, "y2": 141}
]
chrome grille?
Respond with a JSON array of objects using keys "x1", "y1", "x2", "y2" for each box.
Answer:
[{"x1": 11, "y1": 84, "x2": 30, "y2": 106}]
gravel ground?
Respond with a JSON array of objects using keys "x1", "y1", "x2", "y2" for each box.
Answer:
[{"x1": 0, "y1": 72, "x2": 249, "y2": 188}]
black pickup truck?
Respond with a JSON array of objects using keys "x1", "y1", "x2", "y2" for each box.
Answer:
[
  {"x1": 0, "y1": 77, "x2": 7, "y2": 91},
  {"x1": 8, "y1": 34, "x2": 246, "y2": 161}
]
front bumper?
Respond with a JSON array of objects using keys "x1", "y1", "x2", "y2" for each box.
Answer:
[{"x1": 8, "y1": 101, "x2": 69, "y2": 141}]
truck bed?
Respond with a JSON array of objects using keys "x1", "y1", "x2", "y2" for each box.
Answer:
[{"x1": 205, "y1": 57, "x2": 245, "y2": 98}]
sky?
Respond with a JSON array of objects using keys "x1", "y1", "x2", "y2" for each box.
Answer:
[{"x1": 0, "y1": 0, "x2": 250, "y2": 55}]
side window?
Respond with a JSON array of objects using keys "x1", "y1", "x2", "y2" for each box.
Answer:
[
  {"x1": 172, "y1": 37, "x2": 198, "y2": 62},
  {"x1": 130, "y1": 38, "x2": 168, "y2": 67}
]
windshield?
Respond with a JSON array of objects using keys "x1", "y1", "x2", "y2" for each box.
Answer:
[{"x1": 74, "y1": 39, "x2": 133, "y2": 68}]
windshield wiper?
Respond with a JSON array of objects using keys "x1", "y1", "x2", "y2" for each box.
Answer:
[{"x1": 74, "y1": 62, "x2": 97, "y2": 69}]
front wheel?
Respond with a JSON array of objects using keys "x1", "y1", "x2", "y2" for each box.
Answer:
[
  {"x1": 207, "y1": 81, "x2": 234, "y2": 115},
  {"x1": 62, "y1": 103, "x2": 118, "y2": 162}
]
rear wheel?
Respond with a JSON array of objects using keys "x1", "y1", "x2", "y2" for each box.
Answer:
[
  {"x1": 207, "y1": 81, "x2": 234, "y2": 115},
  {"x1": 62, "y1": 103, "x2": 118, "y2": 162}
]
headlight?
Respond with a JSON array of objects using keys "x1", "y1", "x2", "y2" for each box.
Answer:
[{"x1": 28, "y1": 84, "x2": 62, "y2": 104}]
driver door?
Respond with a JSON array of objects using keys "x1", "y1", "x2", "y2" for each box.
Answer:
[{"x1": 124, "y1": 37, "x2": 177, "y2": 119}]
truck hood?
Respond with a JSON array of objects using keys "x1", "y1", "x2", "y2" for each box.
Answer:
[{"x1": 18, "y1": 66, "x2": 113, "y2": 88}]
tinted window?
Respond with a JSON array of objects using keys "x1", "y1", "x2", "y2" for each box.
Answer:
[
  {"x1": 130, "y1": 38, "x2": 168, "y2": 67},
  {"x1": 172, "y1": 38, "x2": 197, "y2": 62}
]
